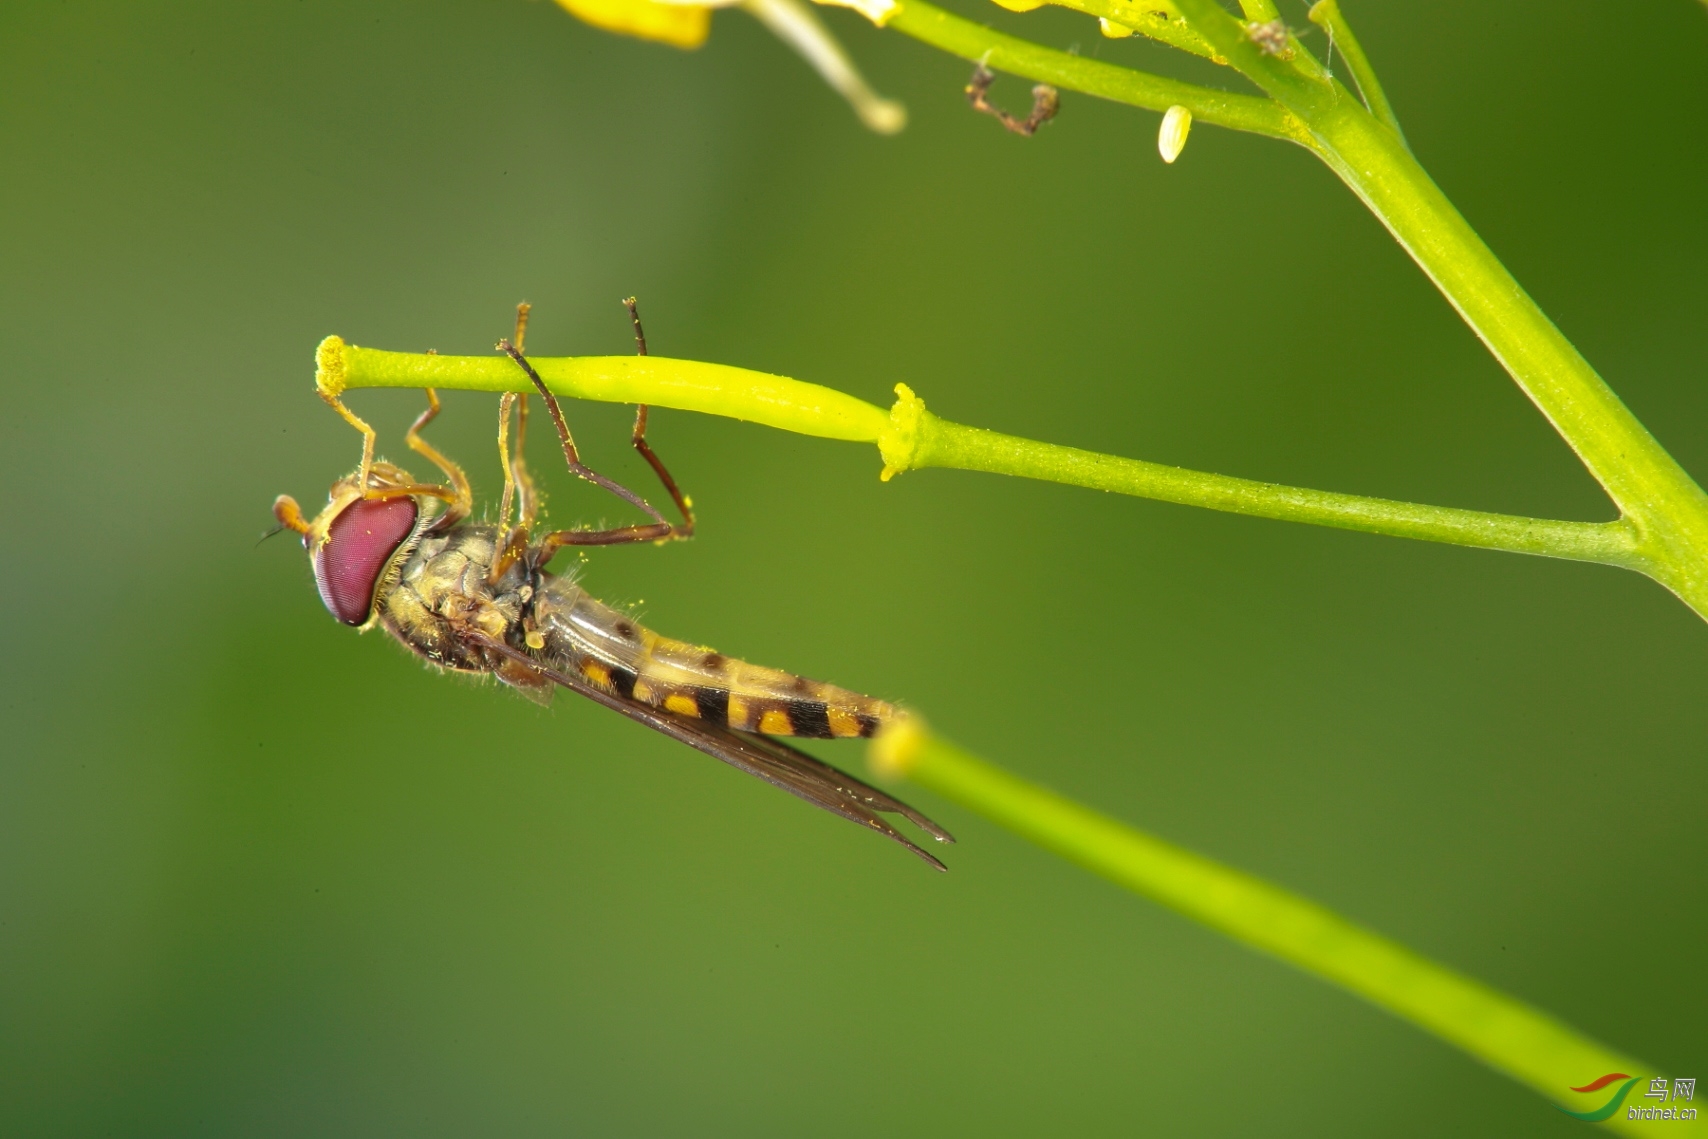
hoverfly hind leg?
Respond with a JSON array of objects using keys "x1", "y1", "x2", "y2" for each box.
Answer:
[
  {"x1": 624, "y1": 297, "x2": 695, "y2": 538},
  {"x1": 496, "y1": 300, "x2": 693, "y2": 561}
]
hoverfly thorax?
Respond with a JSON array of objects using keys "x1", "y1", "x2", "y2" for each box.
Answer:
[{"x1": 274, "y1": 461, "x2": 433, "y2": 628}]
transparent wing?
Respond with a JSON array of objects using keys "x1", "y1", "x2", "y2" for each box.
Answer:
[{"x1": 472, "y1": 634, "x2": 954, "y2": 870}]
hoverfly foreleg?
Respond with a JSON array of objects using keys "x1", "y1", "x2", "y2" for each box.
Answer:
[
  {"x1": 315, "y1": 369, "x2": 465, "y2": 514},
  {"x1": 402, "y1": 387, "x2": 472, "y2": 527},
  {"x1": 318, "y1": 388, "x2": 380, "y2": 494},
  {"x1": 496, "y1": 299, "x2": 693, "y2": 560}
]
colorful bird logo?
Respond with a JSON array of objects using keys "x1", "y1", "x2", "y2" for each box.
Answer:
[{"x1": 1558, "y1": 1073, "x2": 1642, "y2": 1122}]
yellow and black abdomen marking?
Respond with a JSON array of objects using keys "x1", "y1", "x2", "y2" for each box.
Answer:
[
  {"x1": 633, "y1": 641, "x2": 889, "y2": 739},
  {"x1": 534, "y1": 582, "x2": 893, "y2": 739}
]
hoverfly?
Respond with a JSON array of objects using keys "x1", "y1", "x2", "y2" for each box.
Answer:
[{"x1": 272, "y1": 303, "x2": 953, "y2": 868}]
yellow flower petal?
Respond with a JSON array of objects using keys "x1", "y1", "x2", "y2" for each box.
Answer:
[{"x1": 553, "y1": 0, "x2": 712, "y2": 50}]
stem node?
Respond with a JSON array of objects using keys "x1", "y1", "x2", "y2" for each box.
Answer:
[{"x1": 879, "y1": 382, "x2": 928, "y2": 480}]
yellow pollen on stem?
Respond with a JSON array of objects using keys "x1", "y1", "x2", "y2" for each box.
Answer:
[{"x1": 868, "y1": 714, "x2": 926, "y2": 777}]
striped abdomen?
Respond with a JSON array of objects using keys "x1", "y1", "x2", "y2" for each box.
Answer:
[{"x1": 532, "y1": 578, "x2": 893, "y2": 739}]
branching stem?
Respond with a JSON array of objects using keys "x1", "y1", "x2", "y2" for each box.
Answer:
[
  {"x1": 1306, "y1": 0, "x2": 1404, "y2": 143},
  {"x1": 868, "y1": 0, "x2": 1708, "y2": 618}
]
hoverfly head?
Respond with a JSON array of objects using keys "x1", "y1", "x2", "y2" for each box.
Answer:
[{"x1": 273, "y1": 461, "x2": 425, "y2": 627}]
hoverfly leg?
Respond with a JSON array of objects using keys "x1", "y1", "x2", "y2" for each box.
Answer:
[
  {"x1": 489, "y1": 392, "x2": 530, "y2": 583},
  {"x1": 490, "y1": 307, "x2": 542, "y2": 584},
  {"x1": 498, "y1": 302, "x2": 533, "y2": 532},
  {"x1": 508, "y1": 306, "x2": 543, "y2": 530},
  {"x1": 496, "y1": 299, "x2": 694, "y2": 560},
  {"x1": 316, "y1": 382, "x2": 465, "y2": 516},
  {"x1": 494, "y1": 655, "x2": 553, "y2": 705},
  {"x1": 513, "y1": 390, "x2": 539, "y2": 529},
  {"x1": 318, "y1": 389, "x2": 380, "y2": 494},
  {"x1": 490, "y1": 527, "x2": 532, "y2": 578},
  {"x1": 496, "y1": 392, "x2": 520, "y2": 532},
  {"x1": 532, "y1": 521, "x2": 676, "y2": 560},
  {"x1": 623, "y1": 297, "x2": 694, "y2": 537},
  {"x1": 403, "y1": 388, "x2": 472, "y2": 527}
]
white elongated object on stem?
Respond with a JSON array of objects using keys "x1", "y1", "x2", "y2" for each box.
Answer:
[{"x1": 1158, "y1": 104, "x2": 1192, "y2": 163}]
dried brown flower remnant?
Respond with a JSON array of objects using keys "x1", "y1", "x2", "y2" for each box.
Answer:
[{"x1": 965, "y1": 64, "x2": 1060, "y2": 137}]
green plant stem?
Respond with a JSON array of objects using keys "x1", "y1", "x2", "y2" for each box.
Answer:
[
  {"x1": 882, "y1": 0, "x2": 1302, "y2": 141},
  {"x1": 886, "y1": 730, "x2": 1672, "y2": 1136},
  {"x1": 1307, "y1": 0, "x2": 1405, "y2": 144},
  {"x1": 890, "y1": 403, "x2": 1642, "y2": 566},
  {"x1": 318, "y1": 338, "x2": 889, "y2": 442},
  {"x1": 323, "y1": 337, "x2": 1643, "y2": 570},
  {"x1": 1057, "y1": 0, "x2": 1222, "y2": 64}
]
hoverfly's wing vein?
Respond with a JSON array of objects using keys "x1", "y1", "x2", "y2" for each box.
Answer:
[{"x1": 469, "y1": 634, "x2": 952, "y2": 870}]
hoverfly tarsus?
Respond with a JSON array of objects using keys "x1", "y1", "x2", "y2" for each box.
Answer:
[{"x1": 272, "y1": 302, "x2": 953, "y2": 869}]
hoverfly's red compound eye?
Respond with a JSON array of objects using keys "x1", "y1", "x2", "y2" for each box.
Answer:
[{"x1": 312, "y1": 496, "x2": 419, "y2": 625}]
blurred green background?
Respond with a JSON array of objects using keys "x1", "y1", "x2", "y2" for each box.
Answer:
[{"x1": 2, "y1": 1, "x2": 1704, "y2": 1134}]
